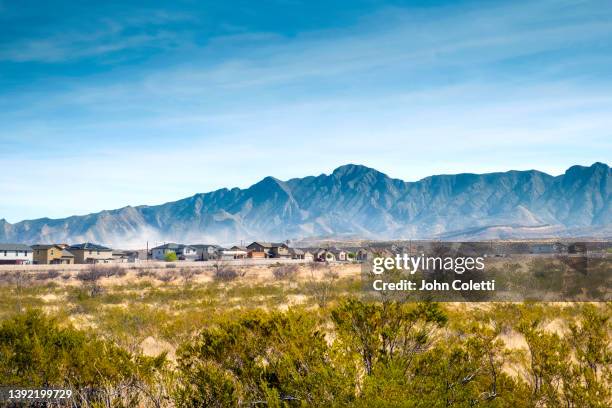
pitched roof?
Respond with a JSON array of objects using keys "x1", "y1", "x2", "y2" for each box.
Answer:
[
  {"x1": 190, "y1": 244, "x2": 219, "y2": 250},
  {"x1": 0, "y1": 243, "x2": 32, "y2": 251},
  {"x1": 151, "y1": 243, "x2": 194, "y2": 250},
  {"x1": 69, "y1": 242, "x2": 112, "y2": 251},
  {"x1": 31, "y1": 244, "x2": 62, "y2": 250},
  {"x1": 247, "y1": 241, "x2": 288, "y2": 249},
  {"x1": 61, "y1": 250, "x2": 74, "y2": 257}
]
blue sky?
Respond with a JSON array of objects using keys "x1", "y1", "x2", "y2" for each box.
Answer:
[{"x1": 0, "y1": 0, "x2": 611, "y2": 223}]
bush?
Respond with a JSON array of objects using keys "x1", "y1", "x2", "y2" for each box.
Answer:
[
  {"x1": 35, "y1": 269, "x2": 61, "y2": 280},
  {"x1": 165, "y1": 251, "x2": 178, "y2": 262},
  {"x1": 272, "y1": 264, "x2": 299, "y2": 280},
  {"x1": 137, "y1": 269, "x2": 155, "y2": 278},
  {"x1": 175, "y1": 310, "x2": 355, "y2": 407},
  {"x1": 0, "y1": 310, "x2": 168, "y2": 406},
  {"x1": 76, "y1": 266, "x2": 106, "y2": 282},
  {"x1": 212, "y1": 261, "x2": 245, "y2": 282},
  {"x1": 158, "y1": 271, "x2": 177, "y2": 283},
  {"x1": 213, "y1": 267, "x2": 243, "y2": 281}
]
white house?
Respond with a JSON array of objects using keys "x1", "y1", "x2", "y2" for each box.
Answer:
[
  {"x1": 151, "y1": 243, "x2": 197, "y2": 261},
  {"x1": 0, "y1": 244, "x2": 33, "y2": 265}
]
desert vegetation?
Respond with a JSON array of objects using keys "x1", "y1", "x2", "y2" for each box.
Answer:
[{"x1": 0, "y1": 261, "x2": 609, "y2": 407}]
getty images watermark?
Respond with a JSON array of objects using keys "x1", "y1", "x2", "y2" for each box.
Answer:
[
  {"x1": 371, "y1": 253, "x2": 494, "y2": 292},
  {"x1": 360, "y1": 241, "x2": 611, "y2": 302}
]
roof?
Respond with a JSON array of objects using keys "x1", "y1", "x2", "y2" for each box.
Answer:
[
  {"x1": 69, "y1": 242, "x2": 112, "y2": 251},
  {"x1": 0, "y1": 243, "x2": 32, "y2": 251},
  {"x1": 31, "y1": 244, "x2": 62, "y2": 250},
  {"x1": 190, "y1": 244, "x2": 219, "y2": 250},
  {"x1": 151, "y1": 243, "x2": 194, "y2": 250},
  {"x1": 61, "y1": 250, "x2": 74, "y2": 257},
  {"x1": 289, "y1": 248, "x2": 304, "y2": 255},
  {"x1": 247, "y1": 241, "x2": 288, "y2": 249}
]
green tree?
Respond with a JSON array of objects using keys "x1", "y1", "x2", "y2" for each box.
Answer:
[{"x1": 165, "y1": 251, "x2": 178, "y2": 262}]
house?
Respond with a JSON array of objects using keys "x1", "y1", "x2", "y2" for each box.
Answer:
[
  {"x1": 112, "y1": 251, "x2": 139, "y2": 263},
  {"x1": 271, "y1": 244, "x2": 291, "y2": 259},
  {"x1": 329, "y1": 248, "x2": 348, "y2": 261},
  {"x1": 151, "y1": 243, "x2": 198, "y2": 261},
  {"x1": 246, "y1": 242, "x2": 290, "y2": 258},
  {"x1": 68, "y1": 243, "x2": 114, "y2": 264},
  {"x1": 216, "y1": 246, "x2": 248, "y2": 260},
  {"x1": 191, "y1": 244, "x2": 220, "y2": 261},
  {"x1": 314, "y1": 249, "x2": 337, "y2": 262},
  {"x1": 356, "y1": 248, "x2": 373, "y2": 262},
  {"x1": 229, "y1": 246, "x2": 248, "y2": 259},
  {"x1": 0, "y1": 244, "x2": 33, "y2": 265},
  {"x1": 289, "y1": 248, "x2": 304, "y2": 259},
  {"x1": 248, "y1": 249, "x2": 266, "y2": 259},
  {"x1": 32, "y1": 244, "x2": 74, "y2": 264},
  {"x1": 288, "y1": 248, "x2": 314, "y2": 261}
]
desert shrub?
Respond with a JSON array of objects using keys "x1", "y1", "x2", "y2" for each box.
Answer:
[
  {"x1": 76, "y1": 266, "x2": 106, "y2": 282},
  {"x1": 175, "y1": 309, "x2": 355, "y2": 407},
  {"x1": 213, "y1": 268, "x2": 242, "y2": 281},
  {"x1": 0, "y1": 309, "x2": 169, "y2": 406},
  {"x1": 35, "y1": 269, "x2": 61, "y2": 280},
  {"x1": 137, "y1": 268, "x2": 156, "y2": 278},
  {"x1": 272, "y1": 264, "x2": 299, "y2": 280},
  {"x1": 180, "y1": 268, "x2": 196, "y2": 283},
  {"x1": 306, "y1": 268, "x2": 339, "y2": 307},
  {"x1": 158, "y1": 271, "x2": 177, "y2": 283},
  {"x1": 76, "y1": 267, "x2": 107, "y2": 297},
  {"x1": 104, "y1": 265, "x2": 127, "y2": 277},
  {"x1": 212, "y1": 261, "x2": 244, "y2": 282}
]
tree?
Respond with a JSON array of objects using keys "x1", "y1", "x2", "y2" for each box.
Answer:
[{"x1": 165, "y1": 251, "x2": 178, "y2": 262}]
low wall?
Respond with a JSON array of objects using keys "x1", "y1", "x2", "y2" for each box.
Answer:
[{"x1": 0, "y1": 258, "x2": 312, "y2": 273}]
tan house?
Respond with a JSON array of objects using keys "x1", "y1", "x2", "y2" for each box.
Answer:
[
  {"x1": 68, "y1": 243, "x2": 113, "y2": 264},
  {"x1": 289, "y1": 248, "x2": 314, "y2": 261},
  {"x1": 246, "y1": 242, "x2": 291, "y2": 258},
  {"x1": 32, "y1": 244, "x2": 75, "y2": 264}
]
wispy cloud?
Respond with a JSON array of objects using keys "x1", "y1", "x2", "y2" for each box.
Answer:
[
  {"x1": 0, "y1": 0, "x2": 610, "y2": 222},
  {"x1": 0, "y1": 10, "x2": 193, "y2": 63}
]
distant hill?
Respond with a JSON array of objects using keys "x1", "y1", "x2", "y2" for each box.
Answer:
[{"x1": 0, "y1": 163, "x2": 610, "y2": 247}]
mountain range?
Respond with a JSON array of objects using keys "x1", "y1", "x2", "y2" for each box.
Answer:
[{"x1": 1, "y1": 163, "x2": 610, "y2": 247}]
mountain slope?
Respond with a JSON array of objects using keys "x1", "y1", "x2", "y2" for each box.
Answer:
[{"x1": 0, "y1": 163, "x2": 609, "y2": 246}]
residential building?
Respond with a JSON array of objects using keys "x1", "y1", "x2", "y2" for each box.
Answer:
[
  {"x1": 217, "y1": 246, "x2": 248, "y2": 260},
  {"x1": 356, "y1": 248, "x2": 373, "y2": 261},
  {"x1": 314, "y1": 249, "x2": 337, "y2": 262},
  {"x1": 32, "y1": 244, "x2": 74, "y2": 264},
  {"x1": 191, "y1": 244, "x2": 220, "y2": 261},
  {"x1": 68, "y1": 243, "x2": 113, "y2": 264},
  {"x1": 246, "y1": 242, "x2": 290, "y2": 258},
  {"x1": 289, "y1": 248, "x2": 313, "y2": 261},
  {"x1": 0, "y1": 244, "x2": 33, "y2": 265},
  {"x1": 112, "y1": 250, "x2": 140, "y2": 263},
  {"x1": 151, "y1": 243, "x2": 198, "y2": 261},
  {"x1": 330, "y1": 248, "x2": 348, "y2": 261}
]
